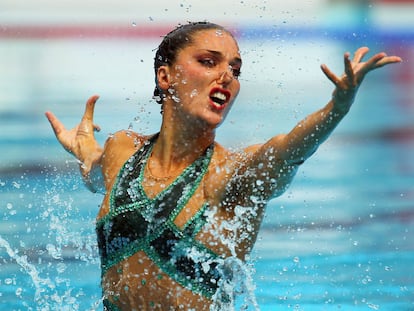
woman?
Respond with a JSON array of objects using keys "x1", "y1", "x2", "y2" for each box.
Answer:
[{"x1": 45, "y1": 22, "x2": 401, "y2": 310}]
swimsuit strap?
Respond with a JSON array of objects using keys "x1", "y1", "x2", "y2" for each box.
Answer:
[
  {"x1": 103, "y1": 299, "x2": 121, "y2": 311},
  {"x1": 110, "y1": 133, "x2": 158, "y2": 208},
  {"x1": 96, "y1": 134, "x2": 221, "y2": 298}
]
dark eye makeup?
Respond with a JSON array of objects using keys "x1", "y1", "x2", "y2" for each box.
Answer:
[{"x1": 196, "y1": 50, "x2": 242, "y2": 79}]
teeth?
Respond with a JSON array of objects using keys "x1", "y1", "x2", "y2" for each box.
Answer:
[
  {"x1": 211, "y1": 92, "x2": 226, "y2": 101},
  {"x1": 210, "y1": 92, "x2": 227, "y2": 105}
]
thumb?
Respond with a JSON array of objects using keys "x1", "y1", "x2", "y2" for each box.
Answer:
[{"x1": 82, "y1": 95, "x2": 100, "y2": 122}]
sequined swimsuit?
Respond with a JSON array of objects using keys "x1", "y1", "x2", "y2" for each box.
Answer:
[{"x1": 96, "y1": 134, "x2": 222, "y2": 307}]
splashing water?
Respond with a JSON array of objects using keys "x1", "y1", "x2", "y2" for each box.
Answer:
[
  {"x1": 212, "y1": 257, "x2": 260, "y2": 311},
  {"x1": 0, "y1": 235, "x2": 98, "y2": 310},
  {"x1": 2, "y1": 165, "x2": 261, "y2": 310},
  {"x1": 1, "y1": 171, "x2": 102, "y2": 310},
  {"x1": 203, "y1": 205, "x2": 261, "y2": 311},
  {"x1": 0, "y1": 236, "x2": 55, "y2": 304}
]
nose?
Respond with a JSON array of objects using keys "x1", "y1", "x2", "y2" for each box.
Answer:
[{"x1": 217, "y1": 65, "x2": 234, "y2": 84}]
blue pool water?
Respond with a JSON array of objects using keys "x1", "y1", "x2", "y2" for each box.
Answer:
[{"x1": 1, "y1": 24, "x2": 414, "y2": 310}]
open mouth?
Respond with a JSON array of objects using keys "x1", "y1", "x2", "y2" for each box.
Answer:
[{"x1": 209, "y1": 88, "x2": 231, "y2": 110}]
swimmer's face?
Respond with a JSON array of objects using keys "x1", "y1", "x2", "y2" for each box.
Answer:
[{"x1": 158, "y1": 29, "x2": 241, "y2": 129}]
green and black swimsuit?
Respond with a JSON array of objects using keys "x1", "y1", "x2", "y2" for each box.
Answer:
[{"x1": 96, "y1": 134, "x2": 224, "y2": 300}]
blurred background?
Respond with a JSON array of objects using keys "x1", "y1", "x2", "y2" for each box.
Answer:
[
  {"x1": 1, "y1": 0, "x2": 413, "y2": 310},
  {"x1": 1, "y1": 0, "x2": 413, "y2": 170}
]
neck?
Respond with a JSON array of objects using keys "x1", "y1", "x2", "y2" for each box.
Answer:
[{"x1": 149, "y1": 111, "x2": 215, "y2": 176}]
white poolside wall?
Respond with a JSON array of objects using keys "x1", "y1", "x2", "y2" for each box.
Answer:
[
  {"x1": 1, "y1": 0, "x2": 326, "y2": 25},
  {"x1": 1, "y1": 0, "x2": 413, "y2": 29}
]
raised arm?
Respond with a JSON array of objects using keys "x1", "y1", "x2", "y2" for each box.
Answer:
[
  {"x1": 274, "y1": 47, "x2": 401, "y2": 165},
  {"x1": 45, "y1": 95, "x2": 105, "y2": 193},
  {"x1": 227, "y1": 47, "x2": 402, "y2": 205}
]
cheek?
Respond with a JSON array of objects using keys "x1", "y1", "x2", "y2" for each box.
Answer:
[
  {"x1": 173, "y1": 67, "x2": 208, "y2": 91},
  {"x1": 178, "y1": 71, "x2": 213, "y2": 98},
  {"x1": 185, "y1": 66, "x2": 213, "y2": 82},
  {"x1": 231, "y1": 81, "x2": 241, "y2": 97}
]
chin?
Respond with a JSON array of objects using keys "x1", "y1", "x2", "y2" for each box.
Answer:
[{"x1": 196, "y1": 116, "x2": 223, "y2": 131}]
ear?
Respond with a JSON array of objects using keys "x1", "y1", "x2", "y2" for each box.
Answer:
[{"x1": 156, "y1": 65, "x2": 170, "y2": 92}]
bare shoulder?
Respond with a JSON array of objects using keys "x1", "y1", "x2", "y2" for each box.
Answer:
[
  {"x1": 101, "y1": 130, "x2": 150, "y2": 184},
  {"x1": 212, "y1": 135, "x2": 286, "y2": 173},
  {"x1": 204, "y1": 142, "x2": 249, "y2": 202},
  {"x1": 205, "y1": 140, "x2": 275, "y2": 204},
  {"x1": 209, "y1": 141, "x2": 262, "y2": 175},
  {"x1": 210, "y1": 142, "x2": 237, "y2": 168},
  {"x1": 242, "y1": 143, "x2": 262, "y2": 156},
  {"x1": 238, "y1": 135, "x2": 288, "y2": 166},
  {"x1": 104, "y1": 130, "x2": 143, "y2": 150}
]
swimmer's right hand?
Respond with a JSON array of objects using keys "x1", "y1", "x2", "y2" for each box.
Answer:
[{"x1": 45, "y1": 95, "x2": 103, "y2": 175}]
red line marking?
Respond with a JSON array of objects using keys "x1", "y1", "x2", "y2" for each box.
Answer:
[{"x1": 0, "y1": 25, "x2": 175, "y2": 40}]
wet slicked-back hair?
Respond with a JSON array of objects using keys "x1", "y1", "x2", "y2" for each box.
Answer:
[{"x1": 153, "y1": 22, "x2": 233, "y2": 107}]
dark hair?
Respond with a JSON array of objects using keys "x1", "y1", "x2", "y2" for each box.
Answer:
[{"x1": 153, "y1": 22, "x2": 233, "y2": 106}]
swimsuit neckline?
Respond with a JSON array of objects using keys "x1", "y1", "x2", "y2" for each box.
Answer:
[
  {"x1": 97, "y1": 134, "x2": 221, "y2": 299},
  {"x1": 137, "y1": 139, "x2": 213, "y2": 203}
]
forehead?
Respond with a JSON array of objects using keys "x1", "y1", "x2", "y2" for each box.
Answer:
[{"x1": 187, "y1": 29, "x2": 241, "y2": 56}]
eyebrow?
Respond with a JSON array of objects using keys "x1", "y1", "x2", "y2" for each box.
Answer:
[{"x1": 204, "y1": 49, "x2": 242, "y2": 66}]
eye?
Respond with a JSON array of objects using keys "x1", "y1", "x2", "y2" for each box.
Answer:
[
  {"x1": 231, "y1": 66, "x2": 241, "y2": 79},
  {"x1": 199, "y1": 58, "x2": 216, "y2": 67}
]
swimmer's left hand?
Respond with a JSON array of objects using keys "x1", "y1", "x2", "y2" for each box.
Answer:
[{"x1": 320, "y1": 47, "x2": 402, "y2": 114}]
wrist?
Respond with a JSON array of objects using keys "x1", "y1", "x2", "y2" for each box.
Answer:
[
  {"x1": 80, "y1": 162, "x2": 105, "y2": 194},
  {"x1": 331, "y1": 88, "x2": 356, "y2": 115},
  {"x1": 78, "y1": 150, "x2": 104, "y2": 193}
]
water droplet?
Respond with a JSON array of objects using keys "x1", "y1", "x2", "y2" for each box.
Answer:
[
  {"x1": 15, "y1": 287, "x2": 22, "y2": 296},
  {"x1": 152, "y1": 95, "x2": 162, "y2": 102},
  {"x1": 256, "y1": 180, "x2": 264, "y2": 186},
  {"x1": 190, "y1": 89, "x2": 198, "y2": 98},
  {"x1": 56, "y1": 263, "x2": 66, "y2": 273},
  {"x1": 172, "y1": 95, "x2": 181, "y2": 103}
]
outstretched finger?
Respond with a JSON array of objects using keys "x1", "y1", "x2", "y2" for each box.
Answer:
[
  {"x1": 344, "y1": 52, "x2": 355, "y2": 84},
  {"x1": 320, "y1": 64, "x2": 340, "y2": 86},
  {"x1": 352, "y1": 47, "x2": 370, "y2": 63},
  {"x1": 358, "y1": 52, "x2": 388, "y2": 76},
  {"x1": 373, "y1": 55, "x2": 403, "y2": 68},
  {"x1": 45, "y1": 111, "x2": 66, "y2": 137},
  {"x1": 82, "y1": 95, "x2": 100, "y2": 122}
]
